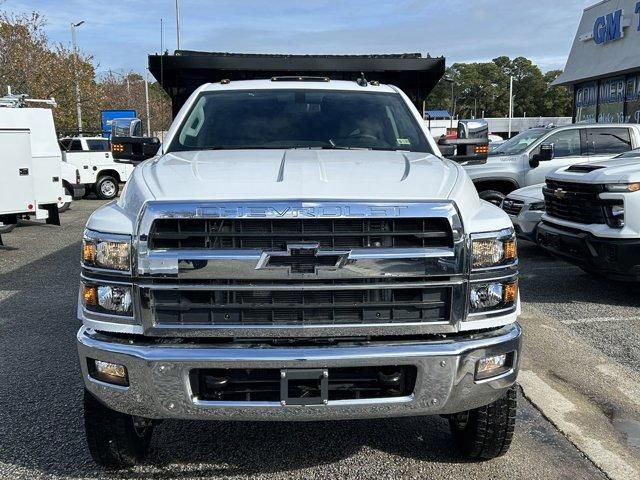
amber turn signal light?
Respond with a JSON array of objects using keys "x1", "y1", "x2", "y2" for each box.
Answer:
[
  {"x1": 82, "y1": 285, "x2": 97, "y2": 306},
  {"x1": 503, "y1": 239, "x2": 517, "y2": 261},
  {"x1": 502, "y1": 281, "x2": 518, "y2": 304}
]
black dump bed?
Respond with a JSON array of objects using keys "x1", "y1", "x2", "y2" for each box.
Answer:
[{"x1": 148, "y1": 51, "x2": 445, "y2": 116}]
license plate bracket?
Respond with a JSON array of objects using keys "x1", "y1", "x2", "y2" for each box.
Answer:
[{"x1": 280, "y1": 368, "x2": 328, "y2": 406}]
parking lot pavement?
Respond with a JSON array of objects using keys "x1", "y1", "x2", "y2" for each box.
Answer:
[
  {"x1": 518, "y1": 241, "x2": 640, "y2": 372},
  {"x1": 0, "y1": 201, "x2": 617, "y2": 479}
]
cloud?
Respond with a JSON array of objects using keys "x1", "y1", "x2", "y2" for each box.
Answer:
[{"x1": 3, "y1": 0, "x2": 596, "y2": 73}]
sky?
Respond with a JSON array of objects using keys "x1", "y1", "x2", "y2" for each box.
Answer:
[{"x1": 4, "y1": 0, "x2": 596, "y2": 77}]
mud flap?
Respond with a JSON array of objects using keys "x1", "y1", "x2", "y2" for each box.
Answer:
[{"x1": 44, "y1": 204, "x2": 60, "y2": 226}]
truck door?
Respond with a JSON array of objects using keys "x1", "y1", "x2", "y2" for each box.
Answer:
[
  {"x1": 585, "y1": 127, "x2": 633, "y2": 161},
  {"x1": 0, "y1": 129, "x2": 35, "y2": 217},
  {"x1": 524, "y1": 128, "x2": 586, "y2": 185}
]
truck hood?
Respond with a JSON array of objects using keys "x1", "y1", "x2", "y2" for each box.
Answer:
[
  {"x1": 548, "y1": 157, "x2": 640, "y2": 184},
  {"x1": 139, "y1": 149, "x2": 459, "y2": 201},
  {"x1": 506, "y1": 183, "x2": 544, "y2": 201}
]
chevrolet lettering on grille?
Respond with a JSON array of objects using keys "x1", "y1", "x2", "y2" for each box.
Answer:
[{"x1": 256, "y1": 242, "x2": 350, "y2": 274}]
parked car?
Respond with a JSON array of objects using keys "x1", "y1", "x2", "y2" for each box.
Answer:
[
  {"x1": 77, "y1": 56, "x2": 521, "y2": 468},
  {"x1": 501, "y1": 184, "x2": 545, "y2": 243},
  {"x1": 537, "y1": 148, "x2": 640, "y2": 280},
  {"x1": 59, "y1": 136, "x2": 134, "y2": 200},
  {"x1": 462, "y1": 124, "x2": 640, "y2": 205}
]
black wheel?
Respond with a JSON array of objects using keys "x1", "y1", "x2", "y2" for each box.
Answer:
[
  {"x1": 0, "y1": 223, "x2": 16, "y2": 234},
  {"x1": 449, "y1": 386, "x2": 516, "y2": 460},
  {"x1": 58, "y1": 186, "x2": 72, "y2": 212},
  {"x1": 479, "y1": 190, "x2": 506, "y2": 206},
  {"x1": 84, "y1": 389, "x2": 153, "y2": 469},
  {"x1": 96, "y1": 176, "x2": 119, "y2": 200}
]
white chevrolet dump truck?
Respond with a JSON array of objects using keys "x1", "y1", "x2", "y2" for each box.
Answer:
[{"x1": 76, "y1": 54, "x2": 521, "y2": 468}]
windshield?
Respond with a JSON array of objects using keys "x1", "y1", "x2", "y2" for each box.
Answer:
[
  {"x1": 168, "y1": 89, "x2": 432, "y2": 153},
  {"x1": 489, "y1": 128, "x2": 548, "y2": 155}
]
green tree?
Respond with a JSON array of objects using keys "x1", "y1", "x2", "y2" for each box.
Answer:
[{"x1": 426, "y1": 56, "x2": 572, "y2": 119}]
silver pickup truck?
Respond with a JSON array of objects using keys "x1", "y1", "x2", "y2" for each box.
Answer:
[
  {"x1": 463, "y1": 123, "x2": 640, "y2": 205},
  {"x1": 76, "y1": 56, "x2": 520, "y2": 468}
]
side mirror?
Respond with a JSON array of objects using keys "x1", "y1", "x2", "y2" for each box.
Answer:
[
  {"x1": 530, "y1": 143, "x2": 554, "y2": 168},
  {"x1": 110, "y1": 118, "x2": 161, "y2": 164},
  {"x1": 440, "y1": 119, "x2": 489, "y2": 163},
  {"x1": 539, "y1": 143, "x2": 554, "y2": 161}
]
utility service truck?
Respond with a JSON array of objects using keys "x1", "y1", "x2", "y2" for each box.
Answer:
[
  {"x1": 0, "y1": 95, "x2": 79, "y2": 241},
  {"x1": 76, "y1": 53, "x2": 521, "y2": 468},
  {"x1": 59, "y1": 136, "x2": 134, "y2": 200}
]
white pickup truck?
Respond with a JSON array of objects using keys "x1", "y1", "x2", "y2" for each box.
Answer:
[
  {"x1": 59, "y1": 136, "x2": 134, "y2": 200},
  {"x1": 537, "y1": 149, "x2": 640, "y2": 280},
  {"x1": 75, "y1": 55, "x2": 521, "y2": 468}
]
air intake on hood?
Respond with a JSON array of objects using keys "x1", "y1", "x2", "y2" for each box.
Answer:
[{"x1": 566, "y1": 165, "x2": 605, "y2": 173}]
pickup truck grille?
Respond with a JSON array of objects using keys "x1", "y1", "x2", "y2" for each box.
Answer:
[
  {"x1": 543, "y1": 180, "x2": 606, "y2": 224},
  {"x1": 144, "y1": 283, "x2": 451, "y2": 326},
  {"x1": 501, "y1": 198, "x2": 524, "y2": 216},
  {"x1": 148, "y1": 217, "x2": 453, "y2": 250}
]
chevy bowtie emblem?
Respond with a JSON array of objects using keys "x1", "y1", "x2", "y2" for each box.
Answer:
[
  {"x1": 553, "y1": 188, "x2": 567, "y2": 199},
  {"x1": 256, "y1": 242, "x2": 350, "y2": 274}
]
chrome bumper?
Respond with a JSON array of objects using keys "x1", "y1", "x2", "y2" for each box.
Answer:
[{"x1": 78, "y1": 323, "x2": 521, "y2": 421}]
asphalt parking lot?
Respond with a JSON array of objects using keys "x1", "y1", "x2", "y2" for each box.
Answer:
[{"x1": 0, "y1": 200, "x2": 638, "y2": 479}]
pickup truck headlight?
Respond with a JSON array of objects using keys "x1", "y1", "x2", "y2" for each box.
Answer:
[
  {"x1": 604, "y1": 183, "x2": 640, "y2": 192},
  {"x1": 82, "y1": 283, "x2": 133, "y2": 316},
  {"x1": 528, "y1": 201, "x2": 545, "y2": 211},
  {"x1": 469, "y1": 280, "x2": 518, "y2": 313},
  {"x1": 471, "y1": 229, "x2": 517, "y2": 270},
  {"x1": 82, "y1": 230, "x2": 131, "y2": 271}
]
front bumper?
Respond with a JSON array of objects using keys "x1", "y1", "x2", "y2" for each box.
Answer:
[
  {"x1": 507, "y1": 208, "x2": 543, "y2": 243},
  {"x1": 78, "y1": 323, "x2": 521, "y2": 421},
  {"x1": 537, "y1": 221, "x2": 640, "y2": 281}
]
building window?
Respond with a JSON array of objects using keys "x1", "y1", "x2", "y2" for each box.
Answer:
[
  {"x1": 627, "y1": 75, "x2": 640, "y2": 124},
  {"x1": 575, "y1": 81, "x2": 597, "y2": 123},
  {"x1": 597, "y1": 77, "x2": 626, "y2": 123}
]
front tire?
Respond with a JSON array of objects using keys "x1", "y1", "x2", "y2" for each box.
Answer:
[
  {"x1": 449, "y1": 386, "x2": 516, "y2": 460},
  {"x1": 96, "y1": 176, "x2": 119, "y2": 200},
  {"x1": 84, "y1": 389, "x2": 153, "y2": 469},
  {"x1": 479, "y1": 190, "x2": 506, "y2": 206},
  {"x1": 58, "y1": 186, "x2": 72, "y2": 212}
]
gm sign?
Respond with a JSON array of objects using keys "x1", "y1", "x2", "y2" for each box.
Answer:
[{"x1": 584, "y1": 3, "x2": 640, "y2": 44}]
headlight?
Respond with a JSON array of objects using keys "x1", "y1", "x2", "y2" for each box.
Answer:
[
  {"x1": 469, "y1": 280, "x2": 518, "y2": 313},
  {"x1": 82, "y1": 230, "x2": 131, "y2": 271},
  {"x1": 604, "y1": 183, "x2": 640, "y2": 192},
  {"x1": 471, "y1": 229, "x2": 517, "y2": 270},
  {"x1": 528, "y1": 201, "x2": 545, "y2": 211},
  {"x1": 82, "y1": 283, "x2": 133, "y2": 316}
]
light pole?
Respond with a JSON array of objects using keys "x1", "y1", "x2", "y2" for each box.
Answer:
[
  {"x1": 444, "y1": 76, "x2": 454, "y2": 128},
  {"x1": 71, "y1": 20, "x2": 85, "y2": 133},
  {"x1": 175, "y1": 0, "x2": 181, "y2": 50}
]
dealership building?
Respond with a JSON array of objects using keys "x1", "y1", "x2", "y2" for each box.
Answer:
[{"x1": 553, "y1": 0, "x2": 640, "y2": 124}]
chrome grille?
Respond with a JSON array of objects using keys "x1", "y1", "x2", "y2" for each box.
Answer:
[
  {"x1": 148, "y1": 217, "x2": 453, "y2": 250},
  {"x1": 134, "y1": 202, "x2": 466, "y2": 337}
]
